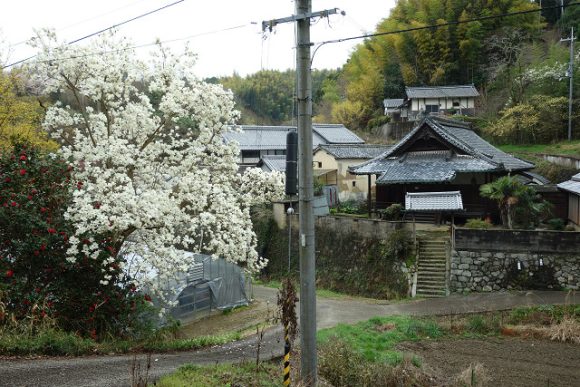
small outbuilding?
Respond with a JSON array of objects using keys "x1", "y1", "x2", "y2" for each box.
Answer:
[{"x1": 557, "y1": 173, "x2": 580, "y2": 228}]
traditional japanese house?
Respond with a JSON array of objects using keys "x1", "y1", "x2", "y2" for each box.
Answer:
[{"x1": 349, "y1": 116, "x2": 535, "y2": 221}]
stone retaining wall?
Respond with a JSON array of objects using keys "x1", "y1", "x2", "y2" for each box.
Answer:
[{"x1": 451, "y1": 250, "x2": 580, "y2": 292}]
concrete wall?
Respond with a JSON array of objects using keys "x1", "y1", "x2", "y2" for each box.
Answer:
[{"x1": 454, "y1": 228, "x2": 580, "y2": 254}]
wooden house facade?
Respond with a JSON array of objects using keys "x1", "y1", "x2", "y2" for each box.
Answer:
[{"x1": 349, "y1": 116, "x2": 535, "y2": 222}]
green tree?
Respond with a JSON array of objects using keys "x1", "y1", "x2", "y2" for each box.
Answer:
[
  {"x1": 480, "y1": 176, "x2": 548, "y2": 229},
  {"x1": 0, "y1": 70, "x2": 56, "y2": 151}
]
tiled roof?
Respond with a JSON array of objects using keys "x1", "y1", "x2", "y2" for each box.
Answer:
[
  {"x1": 383, "y1": 99, "x2": 405, "y2": 108},
  {"x1": 351, "y1": 116, "x2": 532, "y2": 176},
  {"x1": 374, "y1": 151, "x2": 498, "y2": 184},
  {"x1": 222, "y1": 126, "x2": 301, "y2": 150},
  {"x1": 259, "y1": 155, "x2": 286, "y2": 172},
  {"x1": 428, "y1": 117, "x2": 534, "y2": 171},
  {"x1": 316, "y1": 144, "x2": 393, "y2": 160},
  {"x1": 557, "y1": 173, "x2": 580, "y2": 195},
  {"x1": 405, "y1": 191, "x2": 464, "y2": 212},
  {"x1": 311, "y1": 124, "x2": 364, "y2": 144},
  {"x1": 405, "y1": 85, "x2": 480, "y2": 99},
  {"x1": 222, "y1": 124, "x2": 362, "y2": 150},
  {"x1": 349, "y1": 117, "x2": 533, "y2": 184}
]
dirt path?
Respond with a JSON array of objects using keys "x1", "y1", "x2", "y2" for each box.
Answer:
[
  {"x1": 399, "y1": 338, "x2": 580, "y2": 387},
  {"x1": 0, "y1": 289, "x2": 575, "y2": 387}
]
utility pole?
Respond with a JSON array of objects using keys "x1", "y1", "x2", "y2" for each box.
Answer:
[
  {"x1": 262, "y1": 4, "x2": 339, "y2": 385},
  {"x1": 561, "y1": 27, "x2": 575, "y2": 141}
]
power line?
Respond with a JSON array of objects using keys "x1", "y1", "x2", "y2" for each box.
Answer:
[
  {"x1": 9, "y1": 0, "x2": 150, "y2": 48},
  {"x1": 2, "y1": 23, "x2": 254, "y2": 70},
  {"x1": 311, "y1": 2, "x2": 580, "y2": 61},
  {"x1": 2, "y1": 0, "x2": 185, "y2": 69},
  {"x1": 68, "y1": 0, "x2": 184, "y2": 45}
]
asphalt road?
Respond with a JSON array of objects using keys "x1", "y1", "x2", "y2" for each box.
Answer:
[{"x1": 0, "y1": 289, "x2": 575, "y2": 387}]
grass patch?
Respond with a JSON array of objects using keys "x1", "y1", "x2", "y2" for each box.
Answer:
[
  {"x1": 499, "y1": 141, "x2": 580, "y2": 156},
  {"x1": 0, "y1": 328, "x2": 241, "y2": 357},
  {"x1": 318, "y1": 315, "x2": 442, "y2": 365},
  {"x1": 157, "y1": 362, "x2": 280, "y2": 387}
]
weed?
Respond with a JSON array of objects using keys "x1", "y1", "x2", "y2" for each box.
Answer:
[
  {"x1": 454, "y1": 362, "x2": 491, "y2": 387},
  {"x1": 548, "y1": 317, "x2": 580, "y2": 344}
]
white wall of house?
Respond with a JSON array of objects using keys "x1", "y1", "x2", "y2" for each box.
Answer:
[
  {"x1": 313, "y1": 150, "x2": 378, "y2": 202},
  {"x1": 411, "y1": 97, "x2": 476, "y2": 113}
]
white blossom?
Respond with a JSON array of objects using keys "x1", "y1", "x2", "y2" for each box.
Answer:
[{"x1": 27, "y1": 31, "x2": 284, "y2": 304}]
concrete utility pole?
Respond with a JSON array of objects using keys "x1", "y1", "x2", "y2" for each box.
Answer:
[
  {"x1": 561, "y1": 27, "x2": 576, "y2": 141},
  {"x1": 262, "y1": 4, "x2": 339, "y2": 385}
]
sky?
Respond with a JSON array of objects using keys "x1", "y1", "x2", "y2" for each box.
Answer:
[{"x1": 0, "y1": 0, "x2": 396, "y2": 78}]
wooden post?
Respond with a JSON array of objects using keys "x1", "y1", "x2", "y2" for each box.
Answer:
[{"x1": 367, "y1": 175, "x2": 372, "y2": 218}]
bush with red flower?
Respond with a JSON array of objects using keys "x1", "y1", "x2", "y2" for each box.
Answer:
[{"x1": 0, "y1": 142, "x2": 152, "y2": 339}]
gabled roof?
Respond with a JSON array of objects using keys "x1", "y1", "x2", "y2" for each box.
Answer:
[
  {"x1": 405, "y1": 191, "x2": 464, "y2": 212},
  {"x1": 406, "y1": 85, "x2": 479, "y2": 99},
  {"x1": 557, "y1": 173, "x2": 580, "y2": 195},
  {"x1": 222, "y1": 124, "x2": 363, "y2": 150},
  {"x1": 315, "y1": 144, "x2": 393, "y2": 160},
  {"x1": 349, "y1": 116, "x2": 534, "y2": 184},
  {"x1": 258, "y1": 155, "x2": 286, "y2": 173}
]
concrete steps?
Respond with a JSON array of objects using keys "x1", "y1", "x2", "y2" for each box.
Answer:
[{"x1": 416, "y1": 235, "x2": 449, "y2": 298}]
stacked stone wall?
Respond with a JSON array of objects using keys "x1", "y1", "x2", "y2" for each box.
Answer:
[{"x1": 451, "y1": 227, "x2": 580, "y2": 292}]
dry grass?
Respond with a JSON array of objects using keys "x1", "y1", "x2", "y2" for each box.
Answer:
[
  {"x1": 548, "y1": 317, "x2": 580, "y2": 344},
  {"x1": 500, "y1": 317, "x2": 580, "y2": 344},
  {"x1": 453, "y1": 362, "x2": 491, "y2": 387}
]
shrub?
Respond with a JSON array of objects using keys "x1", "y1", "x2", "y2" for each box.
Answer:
[
  {"x1": 381, "y1": 203, "x2": 403, "y2": 221},
  {"x1": 547, "y1": 218, "x2": 565, "y2": 231},
  {"x1": 465, "y1": 219, "x2": 491, "y2": 229},
  {"x1": 0, "y1": 142, "x2": 149, "y2": 339}
]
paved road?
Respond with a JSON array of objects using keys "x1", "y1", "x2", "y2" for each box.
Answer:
[{"x1": 1, "y1": 289, "x2": 575, "y2": 387}]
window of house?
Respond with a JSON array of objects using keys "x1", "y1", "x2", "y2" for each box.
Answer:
[
  {"x1": 241, "y1": 150, "x2": 260, "y2": 160},
  {"x1": 425, "y1": 104, "x2": 439, "y2": 113},
  {"x1": 352, "y1": 181, "x2": 356, "y2": 187},
  {"x1": 453, "y1": 100, "x2": 460, "y2": 107}
]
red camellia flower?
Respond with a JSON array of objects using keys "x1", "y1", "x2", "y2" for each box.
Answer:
[
  {"x1": 5, "y1": 269, "x2": 14, "y2": 278},
  {"x1": 47, "y1": 228, "x2": 56, "y2": 234},
  {"x1": 4, "y1": 177, "x2": 10, "y2": 183},
  {"x1": 40, "y1": 207, "x2": 47, "y2": 213},
  {"x1": 19, "y1": 169, "x2": 26, "y2": 176},
  {"x1": 10, "y1": 201, "x2": 17, "y2": 207},
  {"x1": 19, "y1": 155, "x2": 27, "y2": 161},
  {"x1": 77, "y1": 181, "x2": 83, "y2": 190},
  {"x1": 31, "y1": 188, "x2": 38, "y2": 195},
  {"x1": 144, "y1": 294, "x2": 152, "y2": 302},
  {"x1": 27, "y1": 195, "x2": 33, "y2": 201}
]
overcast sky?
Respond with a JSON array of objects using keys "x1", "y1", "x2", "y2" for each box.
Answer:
[{"x1": 1, "y1": 0, "x2": 396, "y2": 77}]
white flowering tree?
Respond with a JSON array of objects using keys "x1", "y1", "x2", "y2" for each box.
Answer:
[{"x1": 28, "y1": 31, "x2": 283, "y2": 302}]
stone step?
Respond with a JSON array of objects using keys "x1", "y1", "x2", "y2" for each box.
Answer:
[
  {"x1": 418, "y1": 262, "x2": 447, "y2": 271},
  {"x1": 419, "y1": 258, "x2": 446, "y2": 264},
  {"x1": 417, "y1": 273, "x2": 445, "y2": 282},
  {"x1": 419, "y1": 253, "x2": 446, "y2": 258},
  {"x1": 416, "y1": 289, "x2": 446, "y2": 298},
  {"x1": 417, "y1": 280, "x2": 446, "y2": 287}
]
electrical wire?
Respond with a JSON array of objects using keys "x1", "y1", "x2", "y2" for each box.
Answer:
[
  {"x1": 9, "y1": 0, "x2": 150, "y2": 48},
  {"x1": 2, "y1": 23, "x2": 254, "y2": 70},
  {"x1": 2, "y1": 0, "x2": 185, "y2": 69}
]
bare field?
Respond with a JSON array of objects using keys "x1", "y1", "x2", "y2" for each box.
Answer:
[{"x1": 399, "y1": 337, "x2": 580, "y2": 387}]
